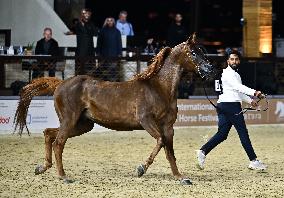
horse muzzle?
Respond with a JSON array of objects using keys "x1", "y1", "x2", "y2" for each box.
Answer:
[{"x1": 199, "y1": 63, "x2": 217, "y2": 81}]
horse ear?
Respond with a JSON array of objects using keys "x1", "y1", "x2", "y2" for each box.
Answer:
[{"x1": 186, "y1": 32, "x2": 197, "y2": 44}]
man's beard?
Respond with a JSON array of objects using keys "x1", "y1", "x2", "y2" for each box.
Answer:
[
  {"x1": 81, "y1": 15, "x2": 91, "y2": 23},
  {"x1": 229, "y1": 64, "x2": 239, "y2": 71},
  {"x1": 82, "y1": 17, "x2": 90, "y2": 23}
]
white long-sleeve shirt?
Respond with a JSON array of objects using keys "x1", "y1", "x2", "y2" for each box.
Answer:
[
  {"x1": 217, "y1": 66, "x2": 255, "y2": 104},
  {"x1": 116, "y1": 21, "x2": 134, "y2": 36}
]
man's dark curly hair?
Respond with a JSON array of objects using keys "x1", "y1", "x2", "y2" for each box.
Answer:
[{"x1": 225, "y1": 48, "x2": 242, "y2": 60}]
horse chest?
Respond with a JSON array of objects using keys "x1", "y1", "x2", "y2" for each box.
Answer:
[{"x1": 151, "y1": 102, "x2": 177, "y2": 121}]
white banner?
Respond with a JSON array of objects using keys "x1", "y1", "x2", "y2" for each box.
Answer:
[
  {"x1": 1, "y1": 97, "x2": 284, "y2": 134},
  {"x1": 0, "y1": 99, "x2": 59, "y2": 132},
  {"x1": 0, "y1": 98, "x2": 108, "y2": 133}
]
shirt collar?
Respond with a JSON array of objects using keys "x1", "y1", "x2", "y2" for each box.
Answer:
[
  {"x1": 225, "y1": 65, "x2": 239, "y2": 73},
  {"x1": 118, "y1": 20, "x2": 127, "y2": 24}
]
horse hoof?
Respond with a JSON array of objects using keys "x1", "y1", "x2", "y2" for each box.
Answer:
[
  {"x1": 137, "y1": 164, "x2": 146, "y2": 177},
  {"x1": 35, "y1": 165, "x2": 45, "y2": 175},
  {"x1": 180, "y1": 178, "x2": 192, "y2": 185}
]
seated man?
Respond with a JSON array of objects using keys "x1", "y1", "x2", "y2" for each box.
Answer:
[{"x1": 33, "y1": 27, "x2": 59, "y2": 78}]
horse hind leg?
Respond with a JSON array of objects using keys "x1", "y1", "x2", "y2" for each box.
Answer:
[
  {"x1": 53, "y1": 116, "x2": 94, "y2": 183},
  {"x1": 35, "y1": 128, "x2": 58, "y2": 175}
]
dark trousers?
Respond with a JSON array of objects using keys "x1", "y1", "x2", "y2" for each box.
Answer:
[{"x1": 201, "y1": 102, "x2": 257, "y2": 161}]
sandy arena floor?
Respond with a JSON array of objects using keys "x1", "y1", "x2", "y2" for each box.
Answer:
[{"x1": 0, "y1": 125, "x2": 284, "y2": 198}]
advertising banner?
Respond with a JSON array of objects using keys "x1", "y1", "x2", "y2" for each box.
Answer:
[
  {"x1": 1, "y1": 97, "x2": 283, "y2": 133},
  {"x1": 0, "y1": 99, "x2": 59, "y2": 131},
  {"x1": 175, "y1": 98, "x2": 284, "y2": 126},
  {"x1": 0, "y1": 98, "x2": 107, "y2": 133}
]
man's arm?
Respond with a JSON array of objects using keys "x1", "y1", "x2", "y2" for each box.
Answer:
[
  {"x1": 223, "y1": 71, "x2": 255, "y2": 96},
  {"x1": 64, "y1": 23, "x2": 79, "y2": 35},
  {"x1": 64, "y1": 31, "x2": 75, "y2": 35},
  {"x1": 223, "y1": 71, "x2": 263, "y2": 104},
  {"x1": 91, "y1": 24, "x2": 99, "y2": 36},
  {"x1": 96, "y1": 32, "x2": 102, "y2": 55},
  {"x1": 117, "y1": 31, "x2": 122, "y2": 56},
  {"x1": 35, "y1": 40, "x2": 41, "y2": 55},
  {"x1": 52, "y1": 40, "x2": 60, "y2": 56},
  {"x1": 129, "y1": 23, "x2": 134, "y2": 36},
  {"x1": 240, "y1": 93, "x2": 253, "y2": 104},
  {"x1": 116, "y1": 22, "x2": 121, "y2": 33}
]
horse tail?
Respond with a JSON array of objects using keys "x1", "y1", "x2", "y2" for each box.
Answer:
[{"x1": 13, "y1": 77, "x2": 63, "y2": 136}]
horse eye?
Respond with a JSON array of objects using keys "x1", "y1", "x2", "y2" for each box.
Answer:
[{"x1": 192, "y1": 52, "x2": 196, "y2": 57}]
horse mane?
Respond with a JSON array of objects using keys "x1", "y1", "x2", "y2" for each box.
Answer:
[{"x1": 133, "y1": 47, "x2": 172, "y2": 80}]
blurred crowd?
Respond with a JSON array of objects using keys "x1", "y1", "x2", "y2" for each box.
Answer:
[
  {"x1": 29, "y1": 9, "x2": 192, "y2": 81},
  {"x1": 50, "y1": 9, "x2": 189, "y2": 58},
  {"x1": 7, "y1": 8, "x2": 194, "y2": 96}
]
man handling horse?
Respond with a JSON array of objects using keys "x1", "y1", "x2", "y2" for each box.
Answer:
[{"x1": 196, "y1": 50, "x2": 267, "y2": 171}]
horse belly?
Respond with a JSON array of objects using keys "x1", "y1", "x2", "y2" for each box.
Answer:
[{"x1": 84, "y1": 105, "x2": 142, "y2": 131}]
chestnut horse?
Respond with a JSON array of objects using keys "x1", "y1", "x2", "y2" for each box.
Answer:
[{"x1": 14, "y1": 33, "x2": 217, "y2": 185}]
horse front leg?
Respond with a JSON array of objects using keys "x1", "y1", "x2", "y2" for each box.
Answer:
[
  {"x1": 35, "y1": 128, "x2": 58, "y2": 175},
  {"x1": 163, "y1": 126, "x2": 192, "y2": 185},
  {"x1": 137, "y1": 137, "x2": 164, "y2": 177}
]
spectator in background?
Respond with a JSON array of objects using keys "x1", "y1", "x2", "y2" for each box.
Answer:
[
  {"x1": 144, "y1": 38, "x2": 156, "y2": 55},
  {"x1": 166, "y1": 13, "x2": 187, "y2": 48},
  {"x1": 144, "y1": 38, "x2": 166, "y2": 55},
  {"x1": 33, "y1": 27, "x2": 59, "y2": 78},
  {"x1": 178, "y1": 73, "x2": 195, "y2": 98},
  {"x1": 65, "y1": 8, "x2": 98, "y2": 56},
  {"x1": 116, "y1": 10, "x2": 134, "y2": 36},
  {"x1": 96, "y1": 17, "x2": 122, "y2": 81}
]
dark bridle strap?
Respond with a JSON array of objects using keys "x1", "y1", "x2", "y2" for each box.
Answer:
[
  {"x1": 203, "y1": 83, "x2": 218, "y2": 109},
  {"x1": 183, "y1": 43, "x2": 208, "y2": 79}
]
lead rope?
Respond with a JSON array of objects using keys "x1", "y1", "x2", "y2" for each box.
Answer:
[{"x1": 202, "y1": 82, "x2": 218, "y2": 109}]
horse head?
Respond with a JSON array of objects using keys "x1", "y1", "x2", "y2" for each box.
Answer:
[{"x1": 177, "y1": 33, "x2": 218, "y2": 81}]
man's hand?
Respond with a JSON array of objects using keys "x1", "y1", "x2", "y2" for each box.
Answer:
[
  {"x1": 251, "y1": 100, "x2": 258, "y2": 108},
  {"x1": 147, "y1": 38, "x2": 154, "y2": 45},
  {"x1": 254, "y1": 90, "x2": 265, "y2": 99},
  {"x1": 64, "y1": 31, "x2": 74, "y2": 35}
]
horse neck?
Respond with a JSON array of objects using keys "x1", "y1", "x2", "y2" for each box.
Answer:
[{"x1": 152, "y1": 51, "x2": 182, "y2": 99}]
